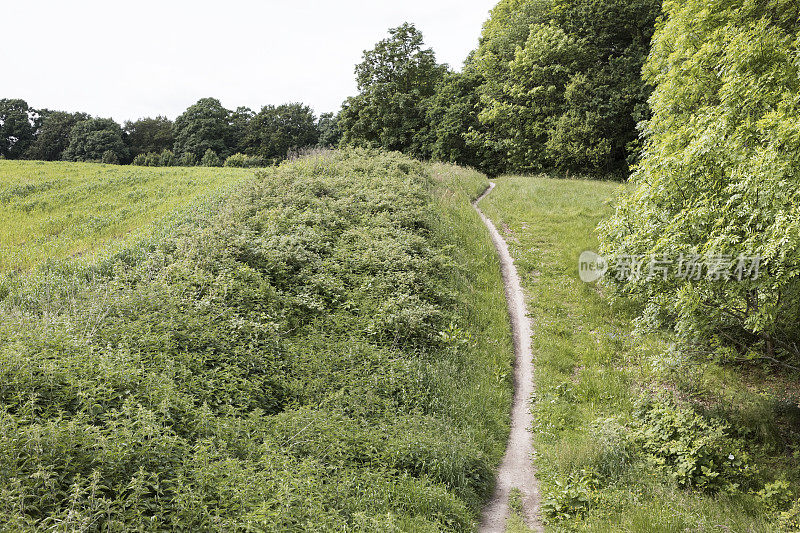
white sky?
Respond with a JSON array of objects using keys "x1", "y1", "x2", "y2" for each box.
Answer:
[{"x1": 4, "y1": 0, "x2": 496, "y2": 123}]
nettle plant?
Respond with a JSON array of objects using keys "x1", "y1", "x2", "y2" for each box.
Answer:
[{"x1": 600, "y1": 0, "x2": 800, "y2": 358}]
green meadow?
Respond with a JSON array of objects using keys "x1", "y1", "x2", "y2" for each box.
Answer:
[{"x1": 0, "y1": 161, "x2": 254, "y2": 271}]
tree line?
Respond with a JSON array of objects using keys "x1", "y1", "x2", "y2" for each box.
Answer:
[
  {"x1": 336, "y1": 0, "x2": 661, "y2": 178},
  {"x1": 1, "y1": 0, "x2": 660, "y2": 176},
  {"x1": 0, "y1": 98, "x2": 337, "y2": 167}
]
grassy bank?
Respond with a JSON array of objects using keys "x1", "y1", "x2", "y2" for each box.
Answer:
[
  {"x1": 0, "y1": 151, "x2": 514, "y2": 531},
  {"x1": 0, "y1": 161, "x2": 254, "y2": 271},
  {"x1": 479, "y1": 176, "x2": 800, "y2": 532}
]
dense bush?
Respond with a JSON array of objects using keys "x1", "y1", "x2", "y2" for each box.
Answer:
[
  {"x1": 599, "y1": 0, "x2": 800, "y2": 359},
  {"x1": 631, "y1": 399, "x2": 754, "y2": 492},
  {"x1": 224, "y1": 153, "x2": 267, "y2": 168},
  {"x1": 200, "y1": 148, "x2": 222, "y2": 167},
  {"x1": 0, "y1": 150, "x2": 512, "y2": 530}
]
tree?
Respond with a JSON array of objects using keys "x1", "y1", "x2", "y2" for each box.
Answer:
[
  {"x1": 478, "y1": 24, "x2": 586, "y2": 173},
  {"x1": 468, "y1": 0, "x2": 660, "y2": 176},
  {"x1": 230, "y1": 106, "x2": 254, "y2": 154},
  {"x1": 63, "y1": 118, "x2": 129, "y2": 163},
  {"x1": 243, "y1": 103, "x2": 319, "y2": 161},
  {"x1": 339, "y1": 23, "x2": 446, "y2": 154},
  {"x1": 317, "y1": 112, "x2": 341, "y2": 148},
  {"x1": 173, "y1": 98, "x2": 234, "y2": 161},
  {"x1": 124, "y1": 116, "x2": 174, "y2": 158},
  {"x1": 0, "y1": 99, "x2": 35, "y2": 159},
  {"x1": 600, "y1": 0, "x2": 800, "y2": 359},
  {"x1": 25, "y1": 110, "x2": 89, "y2": 161},
  {"x1": 423, "y1": 69, "x2": 505, "y2": 174}
]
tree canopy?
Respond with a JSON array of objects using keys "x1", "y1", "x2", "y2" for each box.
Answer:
[
  {"x1": 244, "y1": 103, "x2": 319, "y2": 161},
  {"x1": 339, "y1": 23, "x2": 446, "y2": 154},
  {"x1": 600, "y1": 0, "x2": 800, "y2": 357},
  {"x1": 124, "y1": 116, "x2": 175, "y2": 158},
  {"x1": 62, "y1": 117, "x2": 129, "y2": 163},
  {"x1": 24, "y1": 111, "x2": 89, "y2": 161},
  {"x1": 172, "y1": 98, "x2": 235, "y2": 161},
  {"x1": 0, "y1": 99, "x2": 35, "y2": 159}
]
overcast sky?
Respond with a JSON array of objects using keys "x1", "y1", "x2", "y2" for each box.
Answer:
[{"x1": 4, "y1": 0, "x2": 496, "y2": 123}]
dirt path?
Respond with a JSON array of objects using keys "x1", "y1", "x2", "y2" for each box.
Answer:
[{"x1": 474, "y1": 183, "x2": 543, "y2": 533}]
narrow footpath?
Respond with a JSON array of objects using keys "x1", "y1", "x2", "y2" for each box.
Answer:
[{"x1": 474, "y1": 183, "x2": 543, "y2": 533}]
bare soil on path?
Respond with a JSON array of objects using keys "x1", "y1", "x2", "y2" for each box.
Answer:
[{"x1": 474, "y1": 183, "x2": 543, "y2": 533}]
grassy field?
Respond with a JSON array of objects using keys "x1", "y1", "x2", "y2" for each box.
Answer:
[
  {"x1": 0, "y1": 161, "x2": 254, "y2": 271},
  {"x1": 0, "y1": 151, "x2": 515, "y2": 531},
  {"x1": 480, "y1": 176, "x2": 800, "y2": 532}
]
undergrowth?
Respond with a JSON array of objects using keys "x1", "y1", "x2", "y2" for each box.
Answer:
[{"x1": 0, "y1": 150, "x2": 513, "y2": 531}]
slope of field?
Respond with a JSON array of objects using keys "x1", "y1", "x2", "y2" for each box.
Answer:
[
  {"x1": 0, "y1": 161, "x2": 254, "y2": 271},
  {"x1": 0, "y1": 151, "x2": 515, "y2": 531},
  {"x1": 480, "y1": 176, "x2": 799, "y2": 532}
]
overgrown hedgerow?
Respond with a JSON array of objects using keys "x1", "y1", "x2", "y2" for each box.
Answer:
[{"x1": 0, "y1": 149, "x2": 512, "y2": 531}]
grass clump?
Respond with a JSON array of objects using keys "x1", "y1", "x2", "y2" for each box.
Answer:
[{"x1": 0, "y1": 150, "x2": 513, "y2": 530}]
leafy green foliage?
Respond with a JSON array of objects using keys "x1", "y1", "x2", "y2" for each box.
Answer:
[
  {"x1": 599, "y1": 0, "x2": 800, "y2": 358},
  {"x1": 200, "y1": 148, "x2": 222, "y2": 167},
  {"x1": 25, "y1": 111, "x2": 90, "y2": 161},
  {"x1": 243, "y1": 103, "x2": 319, "y2": 161},
  {"x1": 466, "y1": 0, "x2": 659, "y2": 176},
  {"x1": 424, "y1": 70, "x2": 506, "y2": 176},
  {"x1": 223, "y1": 153, "x2": 267, "y2": 168},
  {"x1": 0, "y1": 151, "x2": 513, "y2": 530},
  {"x1": 541, "y1": 470, "x2": 596, "y2": 520},
  {"x1": 172, "y1": 98, "x2": 234, "y2": 161},
  {"x1": 339, "y1": 23, "x2": 446, "y2": 154},
  {"x1": 0, "y1": 99, "x2": 35, "y2": 159},
  {"x1": 632, "y1": 399, "x2": 753, "y2": 492},
  {"x1": 316, "y1": 112, "x2": 341, "y2": 148},
  {"x1": 63, "y1": 118, "x2": 129, "y2": 163},
  {"x1": 124, "y1": 116, "x2": 175, "y2": 158}
]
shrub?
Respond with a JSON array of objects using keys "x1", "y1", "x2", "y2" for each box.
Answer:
[
  {"x1": 224, "y1": 152, "x2": 266, "y2": 168},
  {"x1": 144, "y1": 151, "x2": 160, "y2": 166},
  {"x1": 599, "y1": 0, "x2": 800, "y2": 356},
  {"x1": 779, "y1": 498, "x2": 800, "y2": 531},
  {"x1": 200, "y1": 148, "x2": 222, "y2": 167},
  {"x1": 631, "y1": 398, "x2": 754, "y2": 492},
  {"x1": 178, "y1": 152, "x2": 197, "y2": 166},
  {"x1": 159, "y1": 149, "x2": 175, "y2": 167},
  {"x1": 131, "y1": 153, "x2": 147, "y2": 166},
  {"x1": 0, "y1": 150, "x2": 509, "y2": 530}
]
